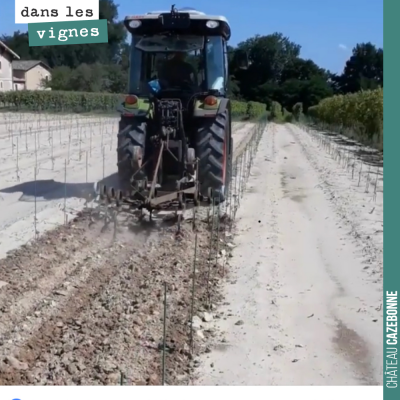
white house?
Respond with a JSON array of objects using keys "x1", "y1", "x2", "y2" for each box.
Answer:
[
  {"x1": 12, "y1": 60, "x2": 52, "y2": 91},
  {"x1": 0, "y1": 40, "x2": 20, "y2": 91}
]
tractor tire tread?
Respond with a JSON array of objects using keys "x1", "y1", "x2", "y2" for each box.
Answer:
[
  {"x1": 195, "y1": 110, "x2": 230, "y2": 203},
  {"x1": 117, "y1": 121, "x2": 146, "y2": 191}
]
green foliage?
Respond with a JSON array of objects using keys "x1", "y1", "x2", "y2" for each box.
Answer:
[
  {"x1": 269, "y1": 101, "x2": 283, "y2": 121},
  {"x1": 246, "y1": 101, "x2": 266, "y2": 120},
  {"x1": 266, "y1": 102, "x2": 294, "y2": 123},
  {"x1": 231, "y1": 100, "x2": 248, "y2": 119},
  {"x1": 292, "y1": 102, "x2": 303, "y2": 121},
  {"x1": 329, "y1": 43, "x2": 383, "y2": 94},
  {"x1": 283, "y1": 108, "x2": 294, "y2": 123},
  {"x1": 232, "y1": 100, "x2": 266, "y2": 121},
  {"x1": 229, "y1": 34, "x2": 335, "y2": 111},
  {"x1": 0, "y1": 91, "x2": 266, "y2": 122},
  {"x1": 43, "y1": 63, "x2": 128, "y2": 93},
  {"x1": 229, "y1": 36, "x2": 382, "y2": 113},
  {"x1": 0, "y1": 90, "x2": 122, "y2": 113},
  {"x1": 227, "y1": 77, "x2": 242, "y2": 100},
  {"x1": 307, "y1": 88, "x2": 383, "y2": 147}
]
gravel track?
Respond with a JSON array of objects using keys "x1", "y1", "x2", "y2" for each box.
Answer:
[
  {"x1": 197, "y1": 123, "x2": 383, "y2": 386},
  {"x1": 0, "y1": 113, "x2": 259, "y2": 385}
]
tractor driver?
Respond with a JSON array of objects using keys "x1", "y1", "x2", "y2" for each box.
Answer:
[{"x1": 159, "y1": 52, "x2": 196, "y2": 89}]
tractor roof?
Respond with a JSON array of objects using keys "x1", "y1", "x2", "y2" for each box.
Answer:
[
  {"x1": 125, "y1": 8, "x2": 231, "y2": 40},
  {"x1": 143, "y1": 9, "x2": 229, "y2": 24}
]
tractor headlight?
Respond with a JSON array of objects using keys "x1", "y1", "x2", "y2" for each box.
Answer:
[
  {"x1": 206, "y1": 20, "x2": 219, "y2": 28},
  {"x1": 129, "y1": 20, "x2": 142, "y2": 28}
]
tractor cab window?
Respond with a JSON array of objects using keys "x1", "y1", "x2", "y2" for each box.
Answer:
[
  {"x1": 129, "y1": 34, "x2": 226, "y2": 95},
  {"x1": 129, "y1": 35, "x2": 144, "y2": 94},
  {"x1": 205, "y1": 36, "x2": 225, "y2": 94},
  {"x1": 129, "y1": 34, "x2": 205, "y2": 94},
  {"x1": 154, "y1": 50, "x2": 204, "y2": 88}
]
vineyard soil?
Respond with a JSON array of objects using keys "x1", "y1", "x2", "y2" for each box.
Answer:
[
  {"x1": 0, "y1": 117, "x2": 384, "y2": 386},
  {"x1": 197, "y1": 123, "x2": 383, "y2": 385}
]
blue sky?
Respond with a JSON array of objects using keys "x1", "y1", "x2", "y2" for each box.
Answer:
[{"x1": 3, "y1": 0, "x2": 383, "y2": 73}]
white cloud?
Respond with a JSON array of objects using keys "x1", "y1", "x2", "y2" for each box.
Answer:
[{"x1": 338, "y1": 44, "x2": 348, "y2": 51}]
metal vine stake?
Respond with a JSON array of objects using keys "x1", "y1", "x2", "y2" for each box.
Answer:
[{"x1": 162, "y1": 281, "x2": 167, "y2": 386}]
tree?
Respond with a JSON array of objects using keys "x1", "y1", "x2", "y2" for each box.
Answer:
[
  {"x1": 280, "y1": 58, "x2": 328, "y2": 83},
  {"x1": 233, "y1": 33, "x2": 301, "y2": 96},
  {"x1": 333, "y1": 43, "x2": 383, "y2": 94},
  {"x1": 299, "y1": 77, "x2": 333, "y2": 111},
  {"x1": 102, "y1": 64, "x2": 128, "y2": 93},
  {"x1": 227, "y1": 76, "x2": 242, "y2": 100},
  {"x1": 0, "y1": 31, "x2": 31, "y2": 59},
  {"x1": 69, "y1": 64, "x2": 105, "y2": 92},
  {"x1": 44, "y1": 63, "x2": 128, "y2": 93},
  {"x1": 229, "y1": 33, "x2": 332, "y2": 111},
  {"x1": 247, "y1": 81, "x2": 281, "y2": 107},
  {"x1": 43, "y1": 66, "x2": 72, "y2": 90}
]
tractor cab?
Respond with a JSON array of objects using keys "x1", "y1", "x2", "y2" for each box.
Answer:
[{"x1": 124, "y1": 7, "x2": 231, "y2": 102}]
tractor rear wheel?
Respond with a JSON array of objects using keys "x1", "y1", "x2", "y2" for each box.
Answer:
[
  {"x1": 117, "y1": 119, "x2": 147, "y2": 192},
  {"x1": 195, "y1": 110, "x2": 231, "y2": 204}
]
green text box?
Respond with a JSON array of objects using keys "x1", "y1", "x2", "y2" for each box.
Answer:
[{"x1": 28, "y1": 19, "x2": 108, "y2": 46}]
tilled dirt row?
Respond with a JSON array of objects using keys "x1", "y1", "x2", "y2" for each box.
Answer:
[
  {"x1": 0, "y1": 122, "x2": 263, "y2": 385},
  {"x1": 0, "y1": 209, "x2": 231, "y2": 385}
]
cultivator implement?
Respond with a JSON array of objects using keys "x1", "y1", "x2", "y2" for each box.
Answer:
[{"x1": 95, "y1": 141, "x2": 202, "y2": 221}]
